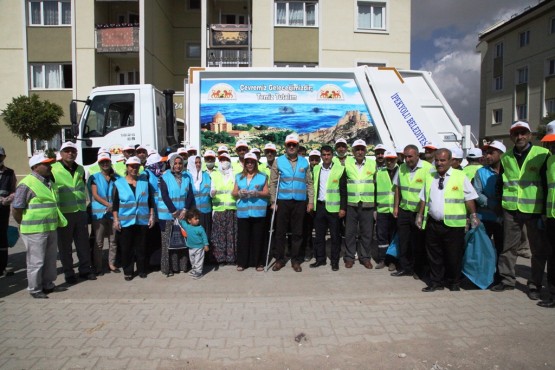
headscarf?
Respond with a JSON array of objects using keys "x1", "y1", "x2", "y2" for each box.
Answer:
[
  {"x1": 188, "y1": 156, "x2": 203, "y2": 191},
  {"x1": 146, "y1": 161, "x2": 164, "y2": 177},
  {"x1": 169, "y1": 154, "x2": 184, "y2": 174}
]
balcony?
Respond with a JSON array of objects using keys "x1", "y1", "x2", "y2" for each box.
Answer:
[
  {"x1": 208, "y1": 24, "x2": 251, "y2": 67},
  {"x1": 96, "y1": 24, "x2": 139, "y2": 53}
]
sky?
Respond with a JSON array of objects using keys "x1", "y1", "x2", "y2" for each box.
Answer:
[{"x1": 411, "y1": 0, "x2": 540, "y2": 135}]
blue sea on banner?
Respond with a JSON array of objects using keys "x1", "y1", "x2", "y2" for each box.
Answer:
[{"x1": 200, "y1": 103, "x2": 374, "y2": 134}]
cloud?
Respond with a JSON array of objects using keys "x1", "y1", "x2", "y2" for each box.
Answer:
[{"x1": 411, "y1": 0, "x2": 538, "y2": 136}]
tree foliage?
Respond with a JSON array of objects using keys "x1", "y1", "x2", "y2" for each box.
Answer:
[{"x1": 1, "y1": 94, "x2": 64, "y2": 141}]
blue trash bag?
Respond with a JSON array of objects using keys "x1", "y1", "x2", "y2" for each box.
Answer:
[
  {"x1": 386, "y1": 233, "x2": 399, "y2": 258},
  {"x1": 7, "y1": 225, "x2": 19, "y2": 248},
  {"x1": 462, "y1": 223, "x2": 496, "y2": 289}
]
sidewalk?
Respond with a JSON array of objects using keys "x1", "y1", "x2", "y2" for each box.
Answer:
[{"x1": 1, "y1": 225, "x2": 554, "y2": 369}]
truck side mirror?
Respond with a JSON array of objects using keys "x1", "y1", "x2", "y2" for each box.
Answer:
[{"x1": 69, "y1": 101, "x2": 79, "y2": 137}]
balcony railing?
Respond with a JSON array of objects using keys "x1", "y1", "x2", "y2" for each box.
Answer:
[
  {"x1": 96, "y1": 24, "x2": 139, "y2": 53},
  {"x1": 208, "y1": 24, "x2": 251, "y2": 67},
  {"x1": 207, "y1": 49, "x2": 251, "y2": 67}
]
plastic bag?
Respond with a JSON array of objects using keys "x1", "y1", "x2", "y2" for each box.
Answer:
[
  {"x1": 386, "y1": 233, "x2": 399, "y2": 258},
  {"x1": 7, "y1": 225, "x2": 19, "y2": 248},
  {"x1": 168, "y1": 219, "x2": 187, "y2": 250},
  {"x1": 462, "y1": 223, "x2": 496, "y2": 289}
]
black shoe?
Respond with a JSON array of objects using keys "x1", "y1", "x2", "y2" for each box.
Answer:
[
  {"x1": 166, "y1": 272, "x2": 174, "y2": 277},
  {"x1": 65, "y1": 275, "x2": 78, "y2": 285},
  {"x1": 527, "y1": 288, "x2": 541, "y2": 301},
  {"x1": 79, "y1": 273, "x2": 97, "y2": 281},
  {"x1": 309, "y1": 261, "x2": 326, "y2": 268},
  {"x1": 31, "y1": 291, "x2": 49, "y2": 299},
  {"x1": 537, "y1": 299, "x2": 555, "y2": 308},
  {"x1": 490, "y1": 282, "x2": 515, "y2": 292},
  {"x1": 331, "y1": 262, "x2": 339, "y2": 271},
  {"x1": 391, "y1": 270, "x2": 412, "y2": 277},
  {"x1": 43, "y1": 286, "x2": 68, "y2": 294},
  {"x1": 124, "y1": 275, "x2": 133, "y2": 281},
  {"x1": 448, "y1": 285, "x2": 461, "y2": 292},
  {"x1": 422, "y1": 285, "x2": 444, "y2": 292},
  {"x1": 139, "y1": 273, "x2": 147, "y2": 279},
  {"x1": 96, "y1": 271, "x2": 105, "y2": 277}
]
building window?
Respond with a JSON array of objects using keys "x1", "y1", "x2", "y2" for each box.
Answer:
[
  {"x1": 547, "y1": 99, "x2": 555, "y2": 114},
  {"x1": 29, "y1": 0, "x2": 71, "y2": 26},
  {"x1": 492, "y1": 109, "x2": 503, "y2": 125},
  {"x1": 519, "y1": 30, "x2": 530, "y2": 47},
  {"x1": 188, "y1": 0, "x2": 200, "y2": 10},
  {"x1": 547, "y1": 58, "x2": 555, "y2": 76},
  {"x1": 516, "y1": 104, "x2": 527, "y2": 120},
  {"x1": 550, "y1": 18, "x2": 555, "y2": 34},
  {"x1": 118, "y1": 71, "x2": 140, "y2": 85},
  {"x1": 30, "y1": 63, "x2": 72, "y2": 89},
  {"x1": 186, "y1": 43, "x2": 201, "y2": 59},
  {"x1": 221, "y1": 14, "x2": 247, "y2": 24},
  {"x1": 494, "y1": 42, "x2": 503, "y2": 58},
  {"x1": 275, "y1": 1, "x2": 318, "y2": 27},
  {"x1": 517, "y1": 67, "x2": 529, "y2": 84},
  {"x1": 274, "y1": 62, "x2": 318, "y2": 67},
  {"x1": 494, "y1": 76, "x2": 503, "y2": 91},
  {"x1": 357, "y1": 1, "x2": 386, "y2": 31}
]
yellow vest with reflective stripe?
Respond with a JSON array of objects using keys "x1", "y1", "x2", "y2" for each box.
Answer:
[
  {"x1": 313, "y1": 163, "x2": 344, "y2": 212},
  {"x1": 376, "y1": 167, "x2": 396, "y2": 214},
  {"x1": 19, "y1": 175, "x2": 67, "y2": 234},
  {"x1": 51, "y1": 162, "x2": 87, "y2": 213},
  {"x1": 211, "y1": 171, "x2": 236, "y2": 211},
  {"x1": 398, "y1": 161, "x2": 432, "y2": 212},
  {"x1": 501, "y1": 146, "x2": 549, "y2": 214},
  {"x1": 546, "y1": 155, "x2": 555, "y2": 219},
  {"x1": 422, "y1": 170, "x2": 467, "y2": 229},
  {"x1": 345, "y1": 159, "x2": 376, "y2": 205},
  {"x1": 462, "y1": 164, "x2": 482, "y2": 181}
]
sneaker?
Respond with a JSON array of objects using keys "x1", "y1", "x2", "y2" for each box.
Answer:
[
  {"x1": 192, "y1": 273, "x2": 202, "y2": 280},
  {"x1": 388, "y1": 263, "x2": 396, "y2": 272},
  {"x1": 375, "y1": 261, "x2": 386, "y2": 269}
]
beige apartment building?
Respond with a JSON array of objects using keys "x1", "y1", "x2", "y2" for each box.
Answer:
[
  {"x1": 0, "y1": 0, "x2": 410, "y2": 176},
  {"x1": 477, "y1": 0, "x2": 555, "y2": 143}
]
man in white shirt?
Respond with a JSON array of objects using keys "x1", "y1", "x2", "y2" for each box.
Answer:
[{"x1": 417, "y1": 148, "x2": 479, "y2": 292}]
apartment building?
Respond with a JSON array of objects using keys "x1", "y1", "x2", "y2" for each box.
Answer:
[
  {"x1": 477, "y1": 0, "x2": 555, "y2": 143},
  {"x1": 0, "y1": 0, "x2": 410, "y2": 176}
]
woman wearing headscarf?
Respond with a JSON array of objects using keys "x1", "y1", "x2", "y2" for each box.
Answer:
[
  {"x1": 210, "y1": 153, "x2": 237, "y2": 264},
  {"x1": 232, "y1": 152, "x2": 269, "y2": 271},
  {"x1": 190, "y1": 155, "x2": 213, "y2": 241},
  {"x1": 112, "y1": 156, "x2": 155, "y2": 281},
  {"x1": 158, "y1": 154, "x2": 195, "y2": 276},
  {"x1": 143, "y1": 153, "x2": 166, "y2": 271}
]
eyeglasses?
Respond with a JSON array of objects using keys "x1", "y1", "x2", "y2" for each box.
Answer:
[
  {"x1": 438, "y1": 177, "x2": 444, "y2": 190},
  {"x1": 286, "y1": 143, "x2": 298, "y2": 148}
]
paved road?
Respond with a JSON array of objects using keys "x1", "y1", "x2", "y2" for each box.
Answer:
[{"x1": 1, "y1": 223, "x2": 554, "y2": 369}]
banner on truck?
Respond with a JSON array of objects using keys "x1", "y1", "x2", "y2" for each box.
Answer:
[{"x1": 199, "y1": 78, "x2": 381, "y2": 152}]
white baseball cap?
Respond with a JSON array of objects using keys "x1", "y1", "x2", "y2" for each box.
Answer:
[
  {"x1": 114, "y1": 154, "x2": 125, "y2": 163},
  {"x1": 217, "y1": 145, "x2": 229, "y2": 153},
  {"x1": 374, "y1": 144, "x2": 387, "y2": 151},
  {"x1": 218, "y1": 153, "x2": 231, "y2": 161},
  {"x1": 60, "y1": 141, "x2": 78, "y2": 151},
  {"x1": 264, "y1": 143, "x2": 277, "y2": 152},
  {"x1": 244, "y1": 152, "x2": 257, "y2": 161},
  {"x1": 250, "y1": 148, "x2": 260, "y2": 154},
  {"x1": 423, "y1": 141, "x2": 438, "y2": 150},
  {"x1": 186, "y1": 145, "x2": 198, "y2": 153},
  {"x1": 177, "y1": 147, "x2": 188, "y2": 155},
  {"x1": 146, "y1": 153, "x2": 166, "y2": 166},
  {"x1": 203, "y1": 150, "x2": 216, "y2": 158},
  {"x1": 97, "y1": 147, "x2": 110, "y2": 155},
  {"x1": 484, "y1": 140, "x2": 506, "y2": 154},
  {"x1": 123, "y1": 144, "x2": 135, "y2": 152},
  {"x1": 29, "y1": 153, "x2": 55, "y2": 168},
  {"x1": 451, "y1": 147, "x2": 464, "y2": 159},
  {"x1": 541, "y1": 120, "x2": 555, "y2": 142},
  {"x1": 135, "y1": 145, "x2": 148, "y2": 152},
  {"x1": 309, "y1": 150, "x2": 321, "y2": 157},
  {"x1": 335, "y1": 138, "x2": 347, "y2": 146},
  {"x1": 467, "y1": 148, "x2": 483, "y2": 159},
  {"x1": 125, "y1": 156, "x2": 141, "y2": 166},
  {"x1": 235, "y1": 140, "x2": 249, "y2": 149},
  {"x1": 510, "y1": 120, "x2": 531, "y2": 133},
  {"x1": 285, "y1": 134, "x2": 299, "y2": 144},
  {"x1": 97, "y1": 153, "x2": 111, "y2": 163},
  {"x1": 352, "y1": 139, "x2": 367, "y2": 148},
  {"x1": 384, "y1": 150, "x2": 398, "y2": 159},
  {"x1": 147, "y1": 147, "x2": 157, "y2": 156}
]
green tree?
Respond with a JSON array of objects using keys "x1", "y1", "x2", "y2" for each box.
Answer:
[{"x1": 1, "y1": 94, "x2": 64, "y2": 141}]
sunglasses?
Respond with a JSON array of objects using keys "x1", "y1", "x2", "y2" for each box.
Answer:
[
  {"x1": 286, "y1": 143, "x2": 298, "y2": 148},
  {"x1": 438, "y1": 177, "x2": 444, "y2": 190}
]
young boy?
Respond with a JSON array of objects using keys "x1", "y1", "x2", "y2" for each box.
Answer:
[{"x1": 179, "y1": 209, "x2": 209, "y2": 279}]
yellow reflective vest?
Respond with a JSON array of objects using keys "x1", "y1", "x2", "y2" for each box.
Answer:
[
  {"x1": 422, "y1": 169, "x2": 467, "y2": 229},
  {"x1": 398, "y1": 160, "x2": 433, "y2": 212},
  {"x1": 19, "y1": 175, "x2": 67, "y2": 234},
  {"x1": 546, "y1": 155, "x2": 555, "y2": 219},
  {"x1": 313, "y1": 163, "x2": 345, "y2": 212},
  {"x1": 211, "y1": 171, "x2": 236, "y2": 211},
  {"x1": 51, "y1": 162, "x2": 87, "y2": 213}
]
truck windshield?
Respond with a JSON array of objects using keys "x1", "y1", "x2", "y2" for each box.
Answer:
[{"x1": 82, "y1": 93, "x2": 134, "y2": 138}]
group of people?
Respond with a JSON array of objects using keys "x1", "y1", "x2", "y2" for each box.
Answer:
[{"x1": 1, "y1": 119, "x2": 554, "y2": 308}]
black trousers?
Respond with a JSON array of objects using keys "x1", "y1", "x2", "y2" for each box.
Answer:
[
  {"x1": 0, "y1": 206, "x2": 9, "y2": 273},
  {"x1": 300, "y1": 211, "x2": 314, "y2": 259},
  {"x1": 483, "y1": 220, "x2": 504, "y2": 283},
  {"x1": 546, "y1": 218, "x2": 555, "y2": 294},
  {"x1": 313, "y1": 202, "x2": 341, "y2": 264},
  {"x1": 237, "y1": 217, "x2": 266, "y2": 268},
  {"x1": 376, "y1": 212, "x2": 397, "y2": 262},
  {"x1": 118, "y1": 225, "x2": 147, "y2": 276},
  {"x1": 397, "y1": 208, "x2": 427, "y2": 274},
  {"x1": 425, "y1": 218, "x2": 465, "y2": 287},
  {"x1": 275, "y1": 199, "x2": 306, "y2": 264}
]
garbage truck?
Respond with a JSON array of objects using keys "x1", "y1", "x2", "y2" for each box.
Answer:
[{"x1": 70, "y1": 66, "x2": 475, "y2": 166}]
